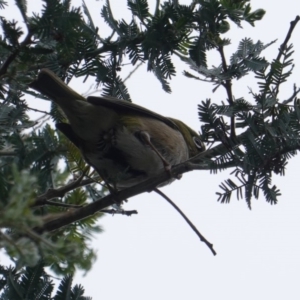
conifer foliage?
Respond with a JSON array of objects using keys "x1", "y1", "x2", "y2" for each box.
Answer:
[
  {"x1": 0, "y1": 0, "x2": 299, "y2": 297},
  {"x1": 0, "y1": 262, "x2": 91, "y2": 299}
]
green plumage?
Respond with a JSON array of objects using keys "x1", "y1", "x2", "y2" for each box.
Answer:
[{"x1": 30, "y1": 69, "x2": 205, "y2": 188}]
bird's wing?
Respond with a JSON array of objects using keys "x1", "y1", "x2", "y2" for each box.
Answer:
[
  {"x1": 87, "y1": 96, "x2": 179, "y2": 131},
  {"x1": 56, "y1": 123, "x2": 83, "y2": 148},
  {"x1": 30, "y1": 69, "x2": 179, "y2": 131}
]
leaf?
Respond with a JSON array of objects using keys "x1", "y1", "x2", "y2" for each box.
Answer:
[{"x1": 127, "y1": 0, "x2": 150, "y2": 21}]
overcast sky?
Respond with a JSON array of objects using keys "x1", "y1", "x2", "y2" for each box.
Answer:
[{"x1": 3, "y1": 1, "x2": 300, "y2": 299}]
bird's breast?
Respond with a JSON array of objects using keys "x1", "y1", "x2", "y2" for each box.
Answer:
[{"x1": 82, "y1": 117, "x2": 189, "y2": 188}]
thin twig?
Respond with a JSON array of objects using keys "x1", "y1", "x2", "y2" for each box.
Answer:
[
  {"x1": 123, "y1": 62, "x2": 143, "y2": 83},
  {"x1": 101, "y1": 209, "x2": 138, "y2": 216},
  {"x1": 0, "y1": 150, "x2": 16, "y2": 156},
  {"x1": 154, "y1": 188, "x2": 217, "y2": 256},
  {"x1": 218, "y1": 46, "x2": 236, "y2": 140},
  {"x1": 276, "y1": 16, "x2": 300, "y2": 62},
  {"x1": 32, "y1": 116, "x2": 51, "y2": 131},
  {"x1": 33, "y1": 172, "x2": 94, "y2": 207},
  {"x1": 218, "y1": 47, "x2": 234, "y2": 105},
  {"x1": 27, "y1": 106, "x2": 51, "y2": 115},
  {"x1": 218, "y1": 45, "x2": 236, "y2": 140},
  {"x1": 24, "y1": 226, "x2": 57, "y2": 248},
  {"x1": 263, "y1": 15, "x2": 300, "y2": 98},
  {"x1": 282, "y1": 84, "x2": 300, "y2": 104},
  {"x1": 0, "y1": 31, "x2": 33, "y2": 77},
  {"x1": 154, "y1": 0, "x2": 160, "y2": 16},
  {"x1": 33, "y1": 127, "x2": 300, "y2": 234},
  {"x1": 41, "y1": 200, "x2": 83, "y2": 208}
]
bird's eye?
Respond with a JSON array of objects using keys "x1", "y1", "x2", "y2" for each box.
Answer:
[{"x1": 193, "y1": 136, "x2": 205, "y2": 151}]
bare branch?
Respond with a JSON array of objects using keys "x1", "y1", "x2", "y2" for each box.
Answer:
[
  {"x1": 154, "y1": 188, "x2": 217, "y2": 256},
  {"x1": 40, "y1": 200, "x2": 83, "y2": 208},
  {"x1": 123, "y1": 62, "x2": 143, "y2": 83},
  {"x1": 277, "y1": 15, "x2": 300, "y2": 62},
  {"x1": 32, "y1": 129, "x2": 300, "y2": 235},
  {"x1": 33, "y1": 173, "x2": 95, "y2": 207},
  {"x1": 101, "y1": 209, "x2": 138, "y2": 216}
]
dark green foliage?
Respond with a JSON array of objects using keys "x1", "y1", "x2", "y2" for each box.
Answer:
[
  {"x1": 0, "y1": 1, "x2": 7, "y2": 9},
  {"x1": 189, "y1": 36, "x2": 207, "y2": 68},
  {"x1": 255, "y1": 43, "x2": 295, "y2": 99},
  {"x1": 0, "y1": 0, "x2": 297, "y2": 290},
  {"x1": 127, "y1": 0, "x2": 150, "y2": 21},
  {"x1": 198, "y1": 36, "x2": 299, "y2": 208},
  {"x1": 0, "y1": 0, "x2": 263, "y2": 97},
  {"x1": 0, "y1": 263, "x2": 91, "y2": 299},
  {"x1": 0, "y1": 0, "x2": 110, "y2": 275},
  {"x1": 102, "y1": 73, "x2": 132, "y2": 100},
  {"x1": 54, "y1": 274, "x2": 91, "y2": 300},
  {"x1": 0, "y1": 17, "x2": 23, "y2": 46}
]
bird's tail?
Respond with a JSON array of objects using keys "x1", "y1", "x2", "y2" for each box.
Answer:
[{"x1": 29, "y1": 69, "x2": 85, "y2": 102}]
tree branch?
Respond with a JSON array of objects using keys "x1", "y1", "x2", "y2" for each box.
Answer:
[
  {"x1": 33, "y1": 160, "x2": 207, "y2": 233},
  {"x1": 33, "y1": 174, "x2": 95, "y2": 207},
  {"x1": 277, "y1": 15, "x2": 300, "y2": 62},
  {"x1": 0, "y1": 31, "x2": 33, "y2": 77},
  {"x1": 218, "y1": 45, "x2": 236, "y2": 140},
  {"x1": 33, "y1": 127, "x2": 300, "y2": 235},
  {"x1": 101, "y1": 209, "x2": 138, "y2": 216},
  {"x1": 263, "y1": 15, "x2": 300, "y2": 98},
  {"x1": 154, "y1": 188, "x2": 217, "y2": 256},
  {"x1": 0, "y1": 150, "x2": 16, "y2": 156}
]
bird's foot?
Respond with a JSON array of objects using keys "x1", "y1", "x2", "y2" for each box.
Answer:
[{"x1": 138, "y1": 131, "x2": 183, "y2": 181}]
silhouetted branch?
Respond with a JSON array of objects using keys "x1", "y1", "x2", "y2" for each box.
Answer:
[{"x1": 154, "y1": 188, "x2": 217, "y2": 255}]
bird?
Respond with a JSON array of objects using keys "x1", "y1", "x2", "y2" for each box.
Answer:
[{"x1": 29, "y1": 69, "x2": 205, "y2": 189}]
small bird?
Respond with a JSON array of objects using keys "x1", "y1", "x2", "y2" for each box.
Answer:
[{"x1": 30, "y1": 69, "x2": 205, "y2": 188}]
